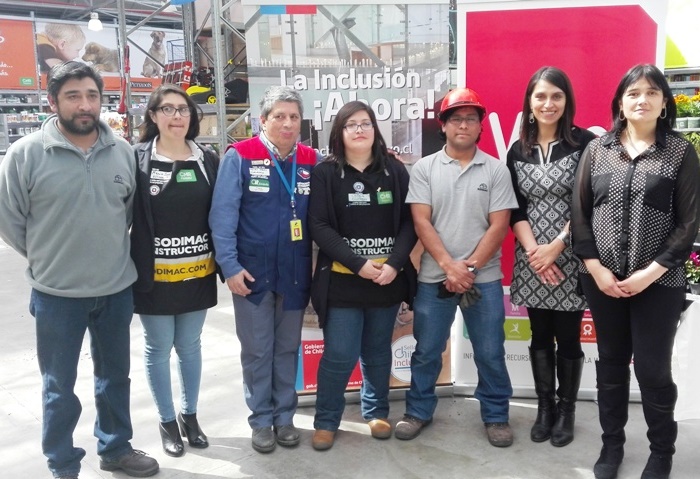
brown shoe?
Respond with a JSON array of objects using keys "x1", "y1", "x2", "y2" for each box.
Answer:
[
  {"x1": 312, "y1": 429, "x2": 336, "y2": 451},
  {"x1": 368, "y1": 418, "x2": 392, "y2": 439},
  {"x1": 485, "y1": 422, "x2": 513, "y2": 447}
]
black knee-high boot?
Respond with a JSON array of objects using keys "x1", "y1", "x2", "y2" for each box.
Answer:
[
  {"x1": 529, "y1": 347, "x2": 556, "y2": 442},
  {"x1": 550, "y1": 353, "x2": 584, "y2": 447},
  {"x1": 593, "y1": 361, "x2": 630, "y2": 479},
  {"x1": 639, "y1": 384, "x2": 677, "y2": 479}
]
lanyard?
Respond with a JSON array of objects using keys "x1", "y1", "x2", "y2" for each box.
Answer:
[{"x1": 267, "y1": 148, "x2": 298, "y2": 218}]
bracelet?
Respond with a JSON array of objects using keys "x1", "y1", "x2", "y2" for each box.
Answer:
[{"x1": 556, "y1": 231, "x2": 570, "y2": 247}]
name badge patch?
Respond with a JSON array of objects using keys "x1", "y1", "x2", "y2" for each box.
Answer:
[
  {"x1": 150, "y1": 168, "x2": 171, "y2": 185},
  {"x1": 249, "y1": 178, "x2": 270, "y2": 193},
  {"x1": 348, "y1": 193, "x2": 371, "y2": 205},
  {"x1": 377, "y1": 190, "x2": 393, "y2": 204},
  {"x1": 176, "y1": 169, "x2": 196, "y2": 183},
  {"x1": 249, "y1": 166, "x2": 271, "y2": 178}
]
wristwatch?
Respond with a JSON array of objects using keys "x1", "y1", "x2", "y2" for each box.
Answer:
[{"x1": 556, "y1": 230, "x2": 570, "y2": 247}]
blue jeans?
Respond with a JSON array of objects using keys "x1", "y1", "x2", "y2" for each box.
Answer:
[
  {"x1": 232, "y1": 291, "x2": 304, "y2": 429},
  {"x1": 314, "y1": 304, "x2": 400, "y2": 431},
  {"x1": 140, "y1": 309, "x2": 207, "y2": 422},
  {"x1": 406, "y1": 280, "x2": 512, "y2": 423},
  {"x1": 29, "y1": 287, "x2": 134, "y2": 478}
]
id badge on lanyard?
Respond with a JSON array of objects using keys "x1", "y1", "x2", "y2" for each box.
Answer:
[
  {"x1": 290, "y1": 218, "x2": 303, "y2": 241},
  {"x1": 269, "y1": 149, "x2": 303, "y2": 241}
]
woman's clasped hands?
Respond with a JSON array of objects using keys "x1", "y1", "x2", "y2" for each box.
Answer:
[
  {"x1": 527, "y1": 242, "x2": 566, "y2": 286},
  {"x1": 359, "y1": 260, "x2": 398, "y2": 286}
]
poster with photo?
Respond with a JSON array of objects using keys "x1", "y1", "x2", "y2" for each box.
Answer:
[
  {"x1": 35, "y1": 19, "x2": 184, "y2": 92},
  {"x1": 243, "y1": 1, "x2": 450, "y2": 165},
  {"x1": 0, "y1": 18, "x2": 38, "y2": 89}
]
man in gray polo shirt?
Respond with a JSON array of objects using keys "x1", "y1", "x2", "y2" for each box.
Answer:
[{"x1": 395, "y1": 87, "x2": 518, "y2": 447}]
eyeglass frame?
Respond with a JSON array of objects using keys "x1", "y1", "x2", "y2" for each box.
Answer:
[
  {"x1": 445, "y1": 115, "x2": 481, "y2": 126},
  {"x1": 155, "y1": 105, "x2": 194, "y2": 117},
  {"x1": 343, "y1": 121, "x2": 374, "y2": 132}
]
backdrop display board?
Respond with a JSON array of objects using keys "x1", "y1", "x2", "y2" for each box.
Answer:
[
  {"x1": 0, "y1": 16, "x2": 184, "y2": 96},
  {"x1": 453, "y1": 291, "x2": 641, "y2": 401},
  {"x1": 0, "y1": 19, "x2": 39, "y2": 89},
  {"x1": 243, "y1": 0, "x2": 451, "y2": 165},
  {"x1": 295, "y1": 247, "x2": 451, "y2": 394},
  {"x1": 665, "y1": 0, "x2": 700, "y2": 69},
  {"x1": 35, "y1": 19, "x2": 183, "y2": 93},
  {"x1": 240, "y1": 1, "x2": 451, "y2": 394},
  {"x1": 296, "y1": 300, "x2": 452, "y2": 394},
  {"x1": 453, "y1": 0, "x2": 666, "y2": 399},
  {"x1": 673, "y1": 295, "x2": 700, "y2": 420}
]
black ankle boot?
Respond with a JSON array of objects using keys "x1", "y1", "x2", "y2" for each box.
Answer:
[
  {"x1": 641, "y1": 453, "x2": 672, "y2": 479},
  {"x1": 593, "y1": 445, "x2": 624, "y2": 479},
  {"x1": 529, "y1": 347, "x2": 556, "y2": 442},
  {"x1": 160, "y1": 420, "x2": 184, "y2": 457},
  {"x1": 550, "y1": 353, "x2": 584, "y2": 447},
  {"x1": 178, "y1": 412, "x2": 209, "y2": 448}
]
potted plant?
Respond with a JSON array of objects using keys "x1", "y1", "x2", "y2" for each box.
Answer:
[
  {"x1": 685, "y1": 131, "x2": 700, "y2": 158},
  {"x1": 675, "y1": 94, "x2": 691, "y2": 129},
  {"x1": 685, "y1": 251, "x2": 700, "y2": 294},
  {"x1": 687, "y1": 94, "x2": 700, "y2": 129}
]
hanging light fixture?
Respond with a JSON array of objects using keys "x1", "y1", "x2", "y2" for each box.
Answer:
[{"x1": 87, "y1": 12, "x2": 103, "y2": 32}]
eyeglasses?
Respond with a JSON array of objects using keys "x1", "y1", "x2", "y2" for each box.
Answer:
[
  {"x1": 156, "y1": 105, "x2": 193, "y2": 117},
  {"x1": 446, "y1": 116, "x2": 480, "y2": 126},
  {"x1": 344, "y1": 121, "x2": 374, "y2": 132}
]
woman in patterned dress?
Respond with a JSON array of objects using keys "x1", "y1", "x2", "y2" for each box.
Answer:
[
  {"x1": 572, "y1": 64, "x2": 700, "y2": 479},
  {"x1": 507, "y1": 66, "x2": 595, "y2": 447}
]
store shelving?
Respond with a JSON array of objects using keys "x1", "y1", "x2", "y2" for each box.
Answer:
[
  {"x1": 0, "y1": 91, "x2": 44, "y2": 152},
  {"x1": 0, "y1": 112, "x2": 44, "y2": 153},
  {"x1": 0, "y1": 114, "x2": 7, "y2": 154},
  {"x1": 666, "y1": 67, "x2": 700, "y2": 96},
  {"x1": 0, "y1": 91, "x2": 44, "y2": 113}
]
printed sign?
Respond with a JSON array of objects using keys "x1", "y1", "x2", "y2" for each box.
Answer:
[
  {"x1": 0, "y1": 19, "x2": 38, "y2": 89},
  {"x1": 244, "y1": 2, "x2": 450, "y2": 162}
]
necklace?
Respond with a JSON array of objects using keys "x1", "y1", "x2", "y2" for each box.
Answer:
[{"x1": 626, "y1": 129, "x2": 649, "y2": 157}]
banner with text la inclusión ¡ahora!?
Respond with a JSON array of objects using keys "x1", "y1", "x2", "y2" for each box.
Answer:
[{"x1": 241, "y1": 2, "x2": 453, "y2": 395}]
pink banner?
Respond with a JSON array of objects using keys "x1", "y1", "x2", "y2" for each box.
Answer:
[{"x1": 463, "y1": 4, "x2": 658, "y2": 286}]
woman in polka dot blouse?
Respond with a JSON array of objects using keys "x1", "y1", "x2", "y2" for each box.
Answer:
[{"x1": 572, "y1": 63, "x2": 700, "y2": 479}]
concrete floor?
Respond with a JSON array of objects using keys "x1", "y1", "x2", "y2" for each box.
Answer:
[{"x1": 1, "y1": 242, "x2": 698, "y2": 479}]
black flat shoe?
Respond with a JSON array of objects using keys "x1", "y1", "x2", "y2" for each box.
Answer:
[
  {"x1": 160, "y1": 420, "x2": 184, "y2": 457},
  {"x1": 178, "y1": 412, "x2": 209, "y2": 448}
]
